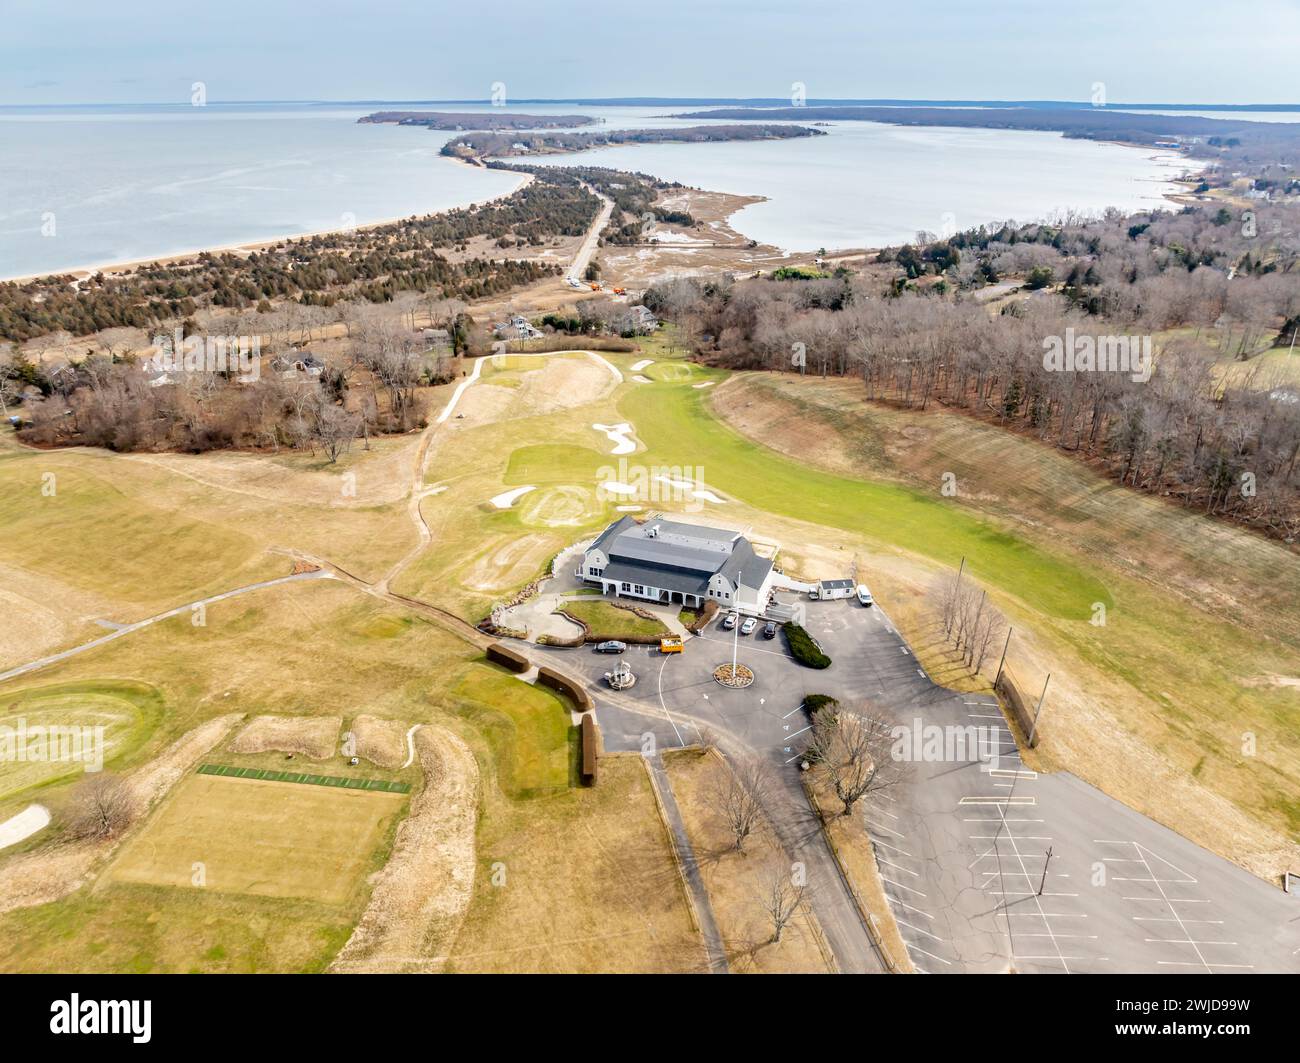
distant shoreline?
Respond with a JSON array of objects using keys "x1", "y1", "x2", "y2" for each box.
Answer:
[{"x1": 0, "y1": 157, "x2": 530, "y2": 285}]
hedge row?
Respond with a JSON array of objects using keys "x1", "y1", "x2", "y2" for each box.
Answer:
[
  {"x1": 536, "y1": 665, "x2": 594, "y2": 711},
  {"x1": 486, "y1": 642, "x2": 531, "y2": 673},
  {"x1": 580, "y1": 713, "x2": 599, "y2": 786},
  {"x1": 784, "y1": 622, "x2": 832, "y2": 669}
]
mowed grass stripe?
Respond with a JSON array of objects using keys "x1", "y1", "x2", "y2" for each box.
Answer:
[{"x1": 198, "y1": 763, "x2": 409, "y2": 793}]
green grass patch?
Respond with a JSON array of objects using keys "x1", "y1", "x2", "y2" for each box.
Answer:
[
  {"x1": 504, "y1": 444, "x2": 608, "y2": 485},
  {"x1": 0, "y1": 681, "x2": 165, "y2": 801},
  {"x1": 449, "y1": 664, "x2": 575, "y2": 797},
  {"x1": 561, "y1": 600, "x2": 669, "y2": 639}
]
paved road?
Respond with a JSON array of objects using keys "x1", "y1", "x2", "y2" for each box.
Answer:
[
  {"x1": 544, "y1": 596, "x2": 1300, "y2": 974},
  {"x1": 646, "y1": 756, "x2": 728, "y2": 973},
  {"x1": 539, "y1": 639, "x2": 889, "y2": 974},
  {"x1": 568, "y1": 184, "x2": 614, "y2": 284}
]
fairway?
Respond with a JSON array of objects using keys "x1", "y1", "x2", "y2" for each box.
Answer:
[
  {"x1": 619, "y1": 379, "x2": 1111, "y2": 619},
  {"x1": 109, "y1": 773, "x2": 407, "y2": 905}
]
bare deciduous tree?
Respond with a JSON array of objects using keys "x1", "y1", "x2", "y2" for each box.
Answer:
[
  {"x1": 805, "y1": 705, "x2": 900, "y2": 816},
  {"x1": 707, "y1": 753, "x2": 772, "y2": 853},
  {"x1": 66, "y1": 774, "x2": 135, "y2": 840},
  {"x1": 756, "y1": 860, "x2": 806, "y2": 944}
]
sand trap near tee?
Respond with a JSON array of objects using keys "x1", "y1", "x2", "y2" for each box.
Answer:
[
  {"x1": 0, "y1": 804, "x2": 49, "y2": 850},
  {"x1": 489, "y1": 485, "x2": 536, "y2": 509},
  {"x1": 592, "y1": 423, "x2": 637, "y2": 455},
  {"x1": 630, "y1": 359, "x2": 655, "y2": 372}
]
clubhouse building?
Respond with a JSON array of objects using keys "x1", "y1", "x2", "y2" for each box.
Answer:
[{"x1": 579, "y1": 516, "x2": 775, "y2": 614}]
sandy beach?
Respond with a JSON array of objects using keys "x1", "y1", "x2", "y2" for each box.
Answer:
[{"x1": 1, "y1": 158, "x2": 532, "y2": 285}]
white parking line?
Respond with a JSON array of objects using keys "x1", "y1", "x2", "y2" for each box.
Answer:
[
  {"x1": 880, "y1": 876, "x2": 927, "y2": 898},
  {"x1": 897, "y1": 919, "x2": 946, "y2": 942}
]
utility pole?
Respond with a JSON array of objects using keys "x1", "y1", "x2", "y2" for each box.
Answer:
[
  {"x1": 1037, "y1": 846, "x2": 1054, "y2": 896},
  {"x1": 1027, "y1": 673, "x2": 1051, "y2": 746},
  {"x1": 994, "y1": 627, "x2": 1013, "y2": 687}
]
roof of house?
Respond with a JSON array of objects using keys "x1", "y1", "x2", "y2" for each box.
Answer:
[{"x1": 588, "y1": 516, "x2": 773, "y2": 591}]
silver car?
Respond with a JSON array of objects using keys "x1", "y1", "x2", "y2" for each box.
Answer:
[{"x1": 740, "y1": 617, "x2": 757, "y2": 635}]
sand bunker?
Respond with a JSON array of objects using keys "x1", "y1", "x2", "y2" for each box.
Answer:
[
  {"x1": 489, "y1": 485, "x2": 536, "y2": 509},
  {"x1": 633, "y1": 375, "x2": 652, "y2": 383},
  {"x1": 654, "y1": 474, "x2": 727, "y2": 504},
  {"x1": 349, "y1": 714, "x2": 410, "y2": 770},
  {"x1": 230, "y1": 714, "x2": 341, "y2": 760},
  {"x1": 630, "y1": 359, "x2": 655, "y2": 372},
  {"x1": 692, "y1": 382, "x2": 715, "y2": 389},
  {"x1": 0, "y1": 805, "x2": 50, "y2": 851},
  {"x1": 592, "y1": 422, "x2": 637, "y2": 455},
  {"x1": 599, "y1": 481, "x2": 638, "y2": 497},
  {"x1": 329, "y1": 726, "x2": 479, "y2": 973}
]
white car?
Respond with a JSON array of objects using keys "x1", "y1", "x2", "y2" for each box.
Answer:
[
  {"x1": 721, "y1": 612, "x2": 738, "y2": 630},
  {"x1": 740, "y1": 617, "x2": 758, "y2": 635},
  {"x1": 856, "y1": 584, "x2": 873, "y2": 607}
]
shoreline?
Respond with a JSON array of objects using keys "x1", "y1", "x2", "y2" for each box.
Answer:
[{"x1": 0, "y1": 157, "x2": 531, "y2": 286}]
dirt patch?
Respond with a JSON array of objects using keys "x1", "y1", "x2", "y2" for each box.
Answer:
[
  {"x1": 329, "y1": 726, "x2": 479, "y2": 972},
  {"x1": 229, "y1": 714, "x2": 341, "y2": 760},
  {"x1": 349, "y1": 715, "x2": 410, "y2": 770},
  {"x1": 462, "y1": 533, "x2": 558, "y2": 593}
]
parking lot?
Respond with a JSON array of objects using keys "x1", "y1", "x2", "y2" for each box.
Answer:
[{"x1": 540, "y1": 595, "x2": 1300, "y2": 974}]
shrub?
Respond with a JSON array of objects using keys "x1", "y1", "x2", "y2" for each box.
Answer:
[
  {"x1": 783, "y1": 622, "x2": 831, "y2": 669},
  {"x1": 801, "y1": 694, "x2": 839, "y2": 719}
]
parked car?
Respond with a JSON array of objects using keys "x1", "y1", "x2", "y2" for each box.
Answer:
[
  {"x1": 722, "y1": 612, "x2": 738, "y2": 630},
  {"x1": 740, "y1": 617, "x2": 757, "y2": 635},
  {"x1": 763, "y1": 621, "x2": 777, "y2": 639},
  {"x1": 595, "y1": 640, "x2": 627, "y2": 654},
  {"x1": 856, "y1": 584, "x2": 874, "y2": 607}
]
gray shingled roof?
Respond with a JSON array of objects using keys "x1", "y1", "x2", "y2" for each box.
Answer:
[
  {"x1": 588, "y1": 517, "x2": 771, "y2": 592},
  {"x1": 601, "y1": 561, "x2": 710, "y2": 597}
]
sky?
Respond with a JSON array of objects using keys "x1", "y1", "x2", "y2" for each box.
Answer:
[{"x1": 3, "y1": 0, "x2": 1299, "y2": 106}]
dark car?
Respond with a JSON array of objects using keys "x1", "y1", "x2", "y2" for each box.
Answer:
[
  {"x1": 594, "y1": 640, "x2": 627, "y2": 654},
  {"x1": 762, "y1": 621, "x2": 777, "y2": 639}
]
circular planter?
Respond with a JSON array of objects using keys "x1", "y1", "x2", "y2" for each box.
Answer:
[{"x1": 713, "y1": 663, "x2": 755, "y2": 689}]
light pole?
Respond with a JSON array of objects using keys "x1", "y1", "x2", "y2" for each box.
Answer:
[{"x1": 731, "y1": 613, "x2": 739, "y2": 681}]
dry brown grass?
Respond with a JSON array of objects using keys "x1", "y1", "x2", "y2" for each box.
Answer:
[
  {"x1": 108, "y1": 773, "x2": 407, "y2": 905},
  {"x1": 349, "y1": 714, "x2": 410, "y2": 770},
  {"x1": 330, "y1": 727, "x2": 479, "y2": 972},
  {"x1": 445, "y1": 752, "x2": 704, "y2": 973},
  {"x1": 229, "y1": 714, "x2": 341, "y2": 760},
  {"x1": 664, "y1": 748, "x2": 835, "y2": 973}
]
